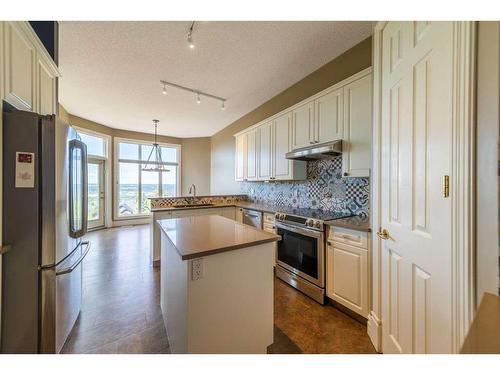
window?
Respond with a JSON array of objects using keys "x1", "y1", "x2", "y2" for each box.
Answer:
[
  {"x1": 116, "y1": 139, "x2": 180, "y2": 217},
  {"x1": 78, "y1": 131, "x2": 106, "y2": 158}
]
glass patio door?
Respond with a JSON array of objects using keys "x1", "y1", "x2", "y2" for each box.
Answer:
[{"x1": 87, "y1": 158, "x2": 105, "y2": 229}]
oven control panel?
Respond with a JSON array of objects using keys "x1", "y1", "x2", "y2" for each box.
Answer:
[{"x1": 275, "y1": 212, "x2": 324, "y2": 231}]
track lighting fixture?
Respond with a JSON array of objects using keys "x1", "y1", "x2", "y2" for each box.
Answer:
[
  {"x1": 187, "y1": 21, "x2": 195, "y2": 49},
  {"x1": 159, "y1": 80, "x2": 227, "y2": 109}
]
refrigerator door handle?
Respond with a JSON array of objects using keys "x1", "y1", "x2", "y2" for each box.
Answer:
[
  {"x1": 68, "y1": 139, "x2": 88, "y2": 238},
  {"x1": 56, "y1": 241, "x2": 91, "y2": 276}
]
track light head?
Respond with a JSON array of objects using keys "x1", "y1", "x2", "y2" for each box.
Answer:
[
  {"x1": 196, "y1": 93, "x2": 201, "y2": 104},
  {"x1": 162, "y1": 85, "x2": 167, "y2": 95},
  {"x1": 221, "y1": 101, "x2": 225, "y2": 110}
]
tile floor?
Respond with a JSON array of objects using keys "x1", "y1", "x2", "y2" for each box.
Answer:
[{"x1": 62, "y1": 224, "x2": 375, "y2": 354}]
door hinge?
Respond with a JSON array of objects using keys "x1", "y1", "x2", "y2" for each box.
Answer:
[{"x1": 443, "y1": 175, "x2": 450, "y2": 198}]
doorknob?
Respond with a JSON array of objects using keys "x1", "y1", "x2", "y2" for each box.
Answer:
[{"x1": 377, "y1": 229, "x2": 390, "y2": 240}]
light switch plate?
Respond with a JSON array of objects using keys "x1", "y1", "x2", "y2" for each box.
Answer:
[{"x1": 191, "y1": 258, "x2": 204, "y2": 280}]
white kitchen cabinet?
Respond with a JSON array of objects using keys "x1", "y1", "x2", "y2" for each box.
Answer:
[
  {"x1": 1, "y1": 22, "x2": 60, "y2": 115},
  {"x1": 262, "y1": 213, "x2": 277, "y2": 266},
  {"x1": 342, "y1": 73, "x2": 373, "y2": 177},
  {"x1": 326, "y1": 226, "x2": 370, "y2": 318},
  {"x1": 171, "y1": 207, "x2": 223, "y2": 219},
  {"x1": 221, "y1": 207, "x2": 236, "y2": 220},
  {"x1": 257, "y1": 120, "x2": 273, "y2": 180},
  {"x1": 292, "y1": 100, "x2": 315, "y2": 149},
  {"x1": 235, "y1": 133, "x2": 246, "y2": 181},
  {"x1": 36, "y1": 54, "x2": 57, "y2": 116},
  {"x1": 314, "y1": 87, "x2": 344, "y2": 144},
  {"x1": 273, "y1": 112, "x2": 292, "y2": 180},
  {"x1": 3, "y1": 22, "x2": 36, "y2": 111},
  {"x1": 235, "y1": 207, "x2": 244, "y2": 223},
  {"x1": 246, "y1": 129, "x2": 258, "y2": 180}
]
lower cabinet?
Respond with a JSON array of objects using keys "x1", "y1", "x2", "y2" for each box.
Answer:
[
  {"x1": 326, "y1": 226, "x2": 369, "y2": 318},
  {"x1": 262, "y1": 213, "x2": 277, "y2": 266},
  {"x1": 235, "y1": 207, "x2": 244, "y2": 223}
]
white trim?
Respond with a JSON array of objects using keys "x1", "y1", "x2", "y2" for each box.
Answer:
[
  {"x1": 368, "y1": 21, "x2": 386, "y2": 353},
  {"x1": 370, "y1": 21, "x2": 476, "y2": 354},
  {"x1": 113, "y1": 136, "x2": 182, "y2": 220},
  {"x1": 233, "y1": 67, "x2": 373, "y2": 137},
  {"x1": 73, "y1": 126, "x2": 113, "y2": 228},
  {"x1": 450, "y1": 21, "x2": 477, "y2": 352}
]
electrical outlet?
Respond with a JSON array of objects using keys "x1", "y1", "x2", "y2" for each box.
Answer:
[{"x1": 191, "y1": 258, "x2": 204, "y2": 281}]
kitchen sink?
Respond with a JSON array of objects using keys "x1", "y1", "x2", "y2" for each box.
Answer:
[{"x1": 172, "y1": 203, "x2": 215, "y2": 208}]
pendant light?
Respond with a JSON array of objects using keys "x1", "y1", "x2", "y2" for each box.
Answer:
[{"x1": 142, "y1": 120, "x2": 170, "y2": 172}]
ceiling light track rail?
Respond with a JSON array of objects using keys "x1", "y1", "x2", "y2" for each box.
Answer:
[{"x1": 159, "y1": 80, "x2": 227, "y2": 103}]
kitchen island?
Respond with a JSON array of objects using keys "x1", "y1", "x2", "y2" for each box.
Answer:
[{"x1": 157, "y1": 214, "x2": 280, "y2": 354}]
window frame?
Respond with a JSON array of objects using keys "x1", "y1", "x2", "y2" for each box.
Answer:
[
  {"x1": 73, "y1": 126, "x2": 109, "y2": 160},
  {"x1": 113, "y1": 137, "x2": 182, "y2": 220}
]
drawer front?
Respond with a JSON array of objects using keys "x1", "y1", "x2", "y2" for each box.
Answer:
[
  {"x1": 263, "y1": 222, "x2": 276, "y2": 233},
  {"x1": 263, "y1": 212, "x2": 275, "y2": 224},
  {"x1": 328, "y1": 226, "x2": 368, "y2": 249}
]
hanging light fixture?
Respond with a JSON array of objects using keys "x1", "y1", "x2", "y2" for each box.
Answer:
[
  {"x1": 187, "y1": 21, "x2": 195, "y2": 49},
  {"x1": 142, "y1": 119, "x2": 170, "y2": 172}
]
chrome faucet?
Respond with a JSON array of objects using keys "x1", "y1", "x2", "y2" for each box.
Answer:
[{"x1": 188, "y1": 184, "x2": 197, "y2": 198}]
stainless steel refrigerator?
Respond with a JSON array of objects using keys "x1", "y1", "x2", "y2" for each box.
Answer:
[{"x1": 1, "y1": 105, "x2": 90, "y2": 353}]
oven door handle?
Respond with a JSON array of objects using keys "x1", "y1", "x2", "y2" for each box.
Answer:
[{"x1": 275, "y1": 222, "x2": 323, "y2": 239}]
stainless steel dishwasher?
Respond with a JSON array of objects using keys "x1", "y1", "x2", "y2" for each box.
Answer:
[{"x1": 241, "y1": 208, "x2": 263, "y2": 229}]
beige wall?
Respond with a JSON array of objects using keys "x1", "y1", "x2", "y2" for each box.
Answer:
[
  {"x1": 181, "y1": 137, "x2": 211, "y2": 196},
  {"x1": 59, "y1": 106, "x2": 212, "y2": 221},
  {"x1": 210, "y1": 36, "x2": 373, "y2": 194},
  {"x1": 476, "y1": 21, "x2": 500, "y2": 302}
]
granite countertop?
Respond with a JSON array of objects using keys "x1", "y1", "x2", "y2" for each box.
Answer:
[
  {"x1": 153, "y1": 201, "x2": 371, "y2": 232},
  {"x1": 149, "y1": 194, "x2": 247, "y2": 200},
  {"x1": 461, "y1": 293, "x2": 500, "y2": 353},
  {"x1": 324, "y1": 215, "x2": 371, "y2": 232},
  {"x1": 157, "y1": 215, "x2": 280, "y2": 260}
]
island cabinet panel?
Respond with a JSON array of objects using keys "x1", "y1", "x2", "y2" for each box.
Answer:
[
  {"x1": 235, "y1": 207, "x2": 244, "y2": 223},
  {"x1": 160, "y1": 229, "x2": 275, "y2": 354},
  {"x1": 221, "y1": 206, "x2": 236, "y2": 220},
  {"x1": 292, "y1": 100, "x2": 315, "y2": 149}
]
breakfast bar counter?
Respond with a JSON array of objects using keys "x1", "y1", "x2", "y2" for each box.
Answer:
[{"x1": 157, "y1": 215, "x2": 279, "y2": 354}]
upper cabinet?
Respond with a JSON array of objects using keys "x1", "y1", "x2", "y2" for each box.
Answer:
[
  {"x1": 292, "y1": 100, "x2": 315, "y2": 149},
  {"x1": 342, "y1": 73, "x2": 373, "y2": 177},
  {"x1": 1, "y1": 22, "x2": 60, "y2": 115},
  {"x1": 315, "y1": 87, "x2": 344, "y2": 144},
  {"x1": 234, "y1": 68, "x2": 372, "y2": 181}
]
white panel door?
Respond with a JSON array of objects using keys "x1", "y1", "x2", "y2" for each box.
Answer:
[
  {"x1": 315, "y1": 87, "x2": 343, "y2": 143},
  {"x1": 380, "y1": 21, "x2": 454, "y2": 353},
  {"x1": 292, "y1": 100, "x2": 314, "y2": 150},
  {"x1": 273, "y1": 112, "x2": 292, "y2": 180},
  {"x1": 257, "y1": 121, "x2": 273, "y2": 180},
  {"x1": 235, "y1": 134, "x2": 246, "y2": 181},
  {"x1": 342, "y1": 73, "x2": 373, "y2": 177},
  {"x1": 246, "y1": 129, "x2": 258, "y2": 180}
]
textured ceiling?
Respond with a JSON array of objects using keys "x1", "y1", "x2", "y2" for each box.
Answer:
[{"x1": 59, "y1": 21, "x2": 372, "y2": 138}]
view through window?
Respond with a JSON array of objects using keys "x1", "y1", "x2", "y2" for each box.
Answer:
[
  {"x1": 117, "y1": 140, "x2": 179, "y2": 217},
  {"x1": 77, "y1": 130, "x2": 107, "y2": 225}
]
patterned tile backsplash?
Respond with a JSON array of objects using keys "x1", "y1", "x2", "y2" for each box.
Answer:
[{"x1": 240, "y1": 156, "x2": 370, "y2": 218}]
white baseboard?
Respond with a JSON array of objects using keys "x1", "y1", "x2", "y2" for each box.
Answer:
[{"x1": 367, "y1": 311, "x2": 382, "y2": 353}]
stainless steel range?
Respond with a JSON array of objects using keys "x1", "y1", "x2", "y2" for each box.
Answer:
[{"x1": 274, "y1": 209, "x2": 352, "y2": 304}]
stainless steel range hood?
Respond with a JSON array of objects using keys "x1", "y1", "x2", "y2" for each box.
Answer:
[{"x1": 285, "y1": 140, "x2": 342, "y2": 161}]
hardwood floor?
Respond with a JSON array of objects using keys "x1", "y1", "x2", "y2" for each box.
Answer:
[
  {"x1": 62, "y1": 224, "x2": 375, "y2": 354},
  {"x1": 61, "y1": 224, "x2": 170, "y2": 354}
]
